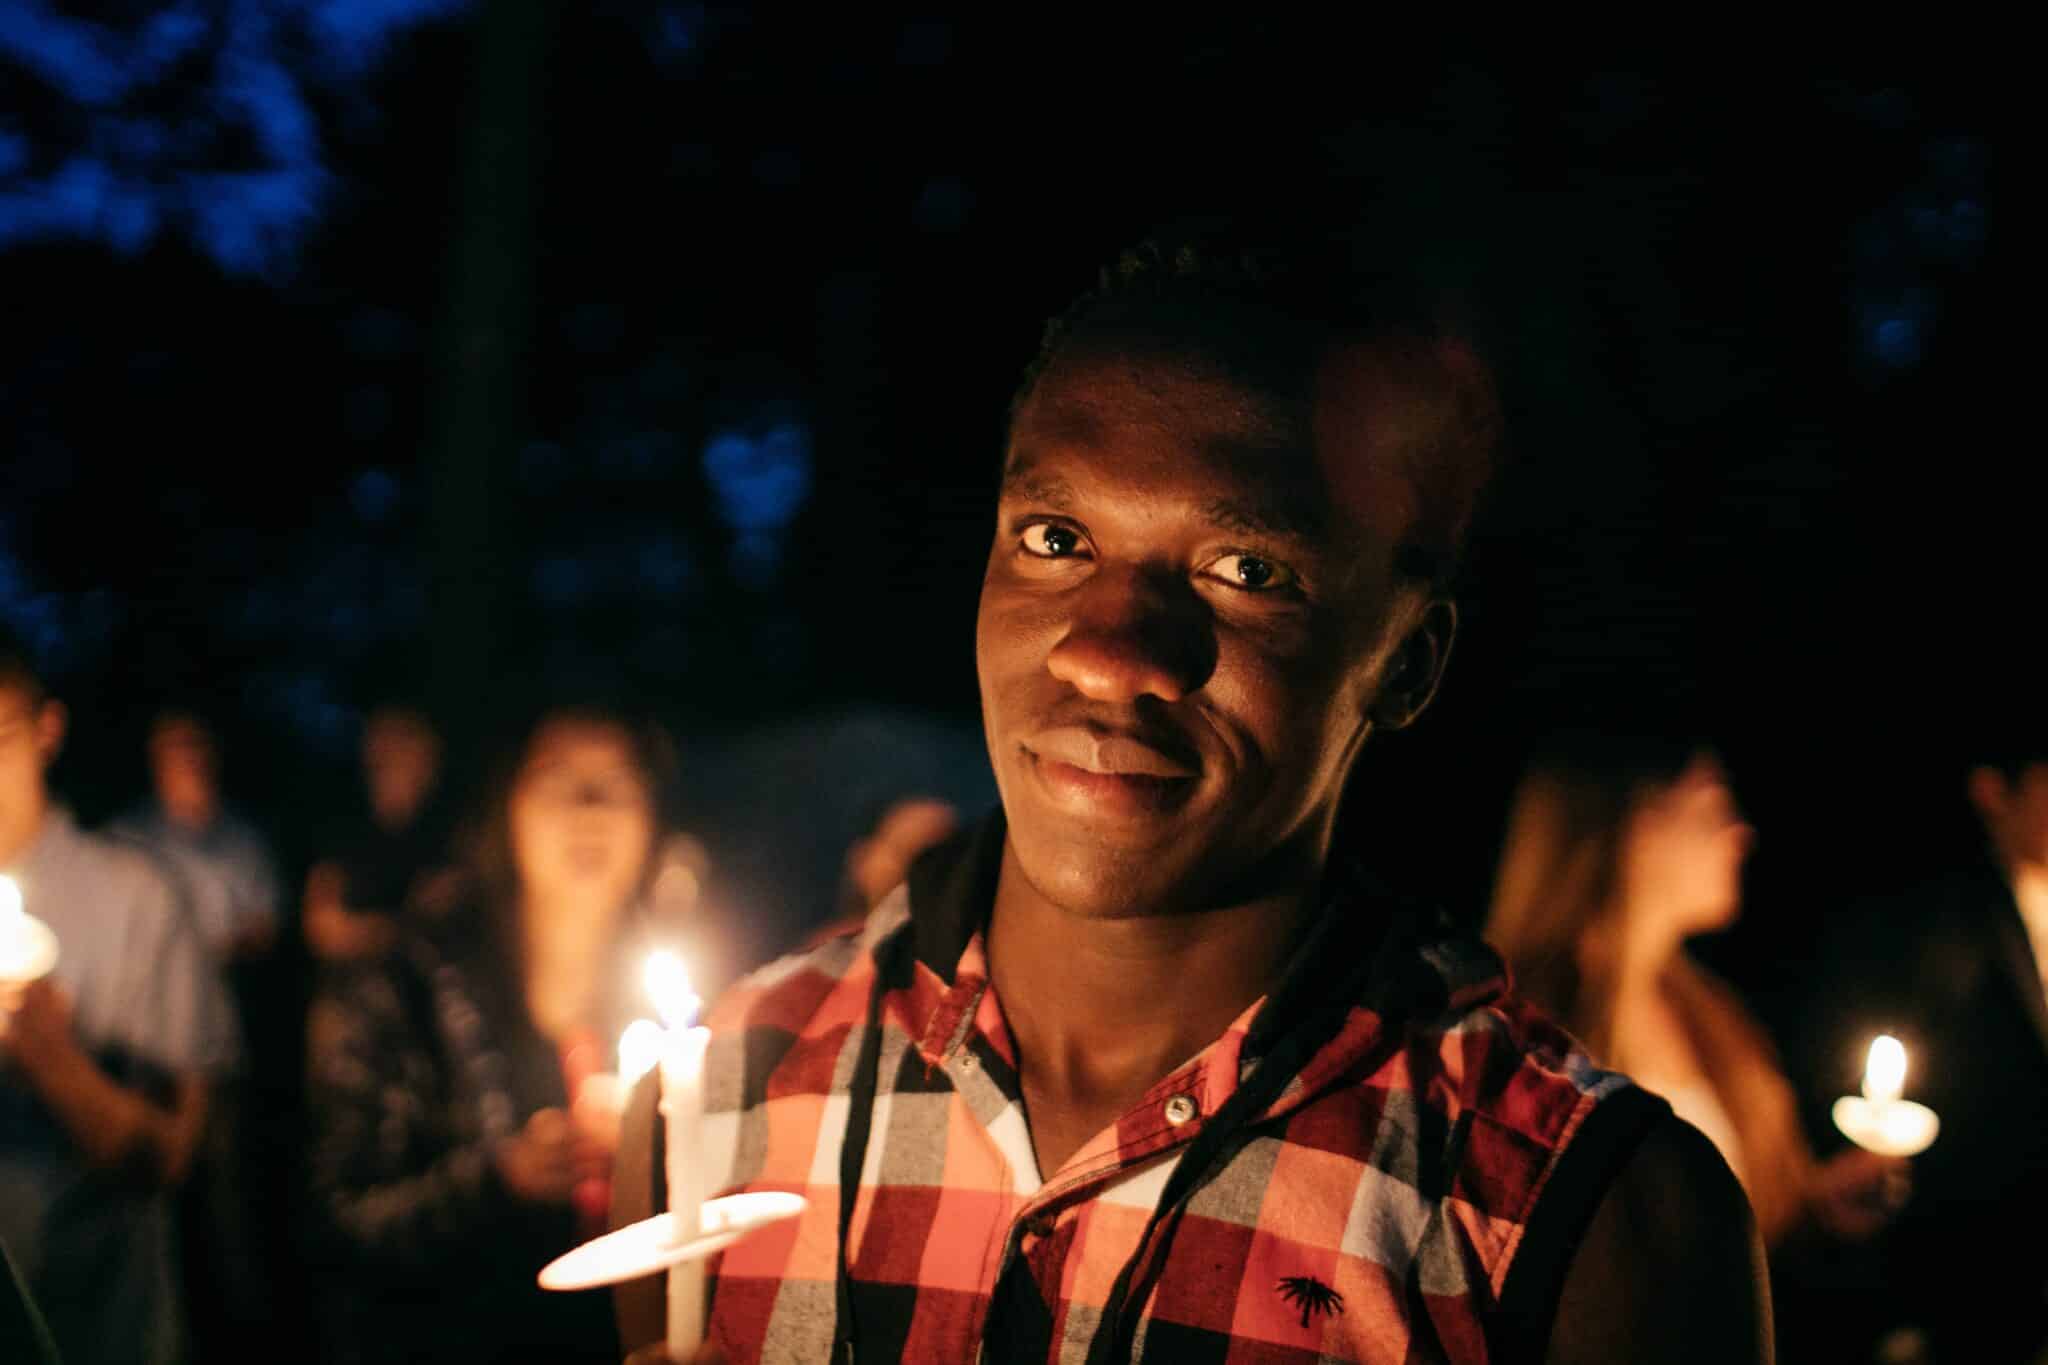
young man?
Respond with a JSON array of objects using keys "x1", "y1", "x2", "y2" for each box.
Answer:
[
  {"x1": 0, "y1": 630, "x2": 237, "y2": 1365},
  {"x1": 110, "y1": 706, "x2": 285, "y2": 1356},
  {"x1": 302, "y1": 700, "x2": 452, "y2": 962},
  {"x1": 616, "y1": 227, "x2": 1770, "y2": 1363},
  {"x1": 112, "y1": 708, "x2": 282, "y2": 963}
]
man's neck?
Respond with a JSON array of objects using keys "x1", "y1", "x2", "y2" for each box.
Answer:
[
  {"x1": 985, "y1": 839, "x2": 1316, "y2": 1174},
  {"x1": 162, "y1": 796, "x2": 218, "y2": 833},
  {"x1": 0, "y1": 795, "x2": 51, "y2": 869}
]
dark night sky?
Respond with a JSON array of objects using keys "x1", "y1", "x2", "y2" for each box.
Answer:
[{"x1": 0, "y1": 13, "x2": 2018, "y2": 983}]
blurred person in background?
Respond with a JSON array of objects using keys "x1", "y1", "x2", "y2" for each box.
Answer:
[
  {"x1": 110, "y1": 706, "x2": 285, "y2": 1357},
  {"x1": 789, "y1": 794, "x2": 964, "y2": 952},
  {"x1": 0, "y1": 627, "x2": 237, "y2": 1365},
  {"x1": 837, "y1": 794, "x2": 960, "y2": 919},
  {"x1": 1485, "y1": 736, "x2": 1904, "y2": 1260},
  {"x1": 302, "y1": 700, "x2": 455, "y2": 963},
  {"x1": 1783, "y1": 723, "x2": 2048, "y2": 1364},
  {"x1": 303, "y1": 699, "x2": 677, "y2": 1365},
  {"x1": 112, "y1": 707, "x2": 281, "y2": 963}
]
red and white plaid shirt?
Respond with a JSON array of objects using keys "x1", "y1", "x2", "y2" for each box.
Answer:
[{"x1": 686, "y1": 818, "x2": 1661, "y2": 1363}]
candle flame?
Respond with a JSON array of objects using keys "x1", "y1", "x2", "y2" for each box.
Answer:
[
  {"x1": 1863, "y1": 1034, "x2": 1907, "y2": 1104},
  {"x1": 0, "y1": 874, "x2": 21, "y2": 928},
  {"x1": 644, "y1": 950, "x2": 701, "y2": 1030},
  {"x1": 618, "y1": 1018, "x2": 666, "y2": 1083}
]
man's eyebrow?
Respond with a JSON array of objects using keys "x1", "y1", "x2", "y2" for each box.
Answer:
[
  {"x1": 1199, "y1": 495, "x2": 1327, "y2": 545},
  {"x1": 997, "y1": 457, "x2": 1077, "y2": 509},
  {"x1": 1003, "y1": 455, "x2": 1330, "y2": 545}
]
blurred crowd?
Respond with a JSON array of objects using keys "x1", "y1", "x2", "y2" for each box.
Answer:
[
  {"x1": 4, "y1": 614, "x2": 2046, "y2": 1364},
  {"x1": 0, "y1": 625, "x2": 966, "y2": 1365}
]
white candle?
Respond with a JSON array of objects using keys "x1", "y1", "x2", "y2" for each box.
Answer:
[
  {"x1": 618, "y1": 1018, "x2": 666, "y2": 1088},
  {"x1": 538, "y1": 959, "x2": 801, "y2": 1301},
  {"x1": 645, "y1": 950, "x2": 710, "y2": 1355},
  {"x1": 1833, "y1": 1033, "x2": 1940, "y2": 1157}
]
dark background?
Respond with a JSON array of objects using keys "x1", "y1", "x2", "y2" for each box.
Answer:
[{"x1": 1, "y1": 12, "x2": 2019, "y2": 1003}]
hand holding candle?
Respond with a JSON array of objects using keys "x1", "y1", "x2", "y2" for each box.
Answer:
[
  {"x1": 538, "y1": 948, "x2": 804, "y2": 1342},
  {"x1": 1833, "y1": 1034, "x2": 1940, "y2": 1158}
]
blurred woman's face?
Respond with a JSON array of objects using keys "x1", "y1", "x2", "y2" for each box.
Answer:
[
  {"x1": 509, "y1": 718, "x2": 656, "y2": 924},
  {"x1": 1623, "y1": 753, "x2": 1754, "y2": 938}
]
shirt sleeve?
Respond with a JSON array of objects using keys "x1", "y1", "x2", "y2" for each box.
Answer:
[
  {"x1": 242, "y1": 839, "x2": 282, "y2": 933},
  {"x1": 225, "y1": 821, "x2": 282, "y2": 935},
  {"x1": 112, "y1": 853, "x2": 240, "y2": 1077},
  {"x1": 303, "y1": 964, "x2": 515, "y2": 1276}
]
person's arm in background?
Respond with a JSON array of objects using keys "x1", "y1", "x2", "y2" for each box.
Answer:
[
  {"x1": 1546, "y1": 1114, "x2": 1773, "y2": 1364},
  {"x1": 305, "y1": 962, "x2": 597, "y2": 1275},
  {"x1": 302, "y1": 859, "x2": 396, "y2": 961},
  {"x1": 227, "y1": 826, "x2": 282, "y2": 959},
  {"x1": 0, "y1": 978, "x2": 207, "y2": 1184},
  {"x1": 0, "y1": 861, "x2": 223, "y2": 1187}
]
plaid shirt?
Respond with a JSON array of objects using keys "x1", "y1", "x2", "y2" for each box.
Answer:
[{"x1": 662, "y1": 818, "x2": 1660, "y2": 1364}]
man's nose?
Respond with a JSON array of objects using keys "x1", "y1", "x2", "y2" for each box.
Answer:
[{"x1": 1045, "y1": 564, "x2": 1213, "y2": 703}]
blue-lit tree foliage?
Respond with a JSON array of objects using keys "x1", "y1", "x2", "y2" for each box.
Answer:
[{"x1": 0, "y1": 0, "x2": 470, "y2": 276}]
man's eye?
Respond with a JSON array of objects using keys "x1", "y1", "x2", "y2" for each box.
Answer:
[
  {"x1": 1021, "y1": 523, "x2": 1085, "y2": 558},
  {"x1": 1204, "y1": 553, "x2": 1297, "y2": 591}
]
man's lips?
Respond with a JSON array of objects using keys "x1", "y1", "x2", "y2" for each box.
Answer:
[{"x1": 1022, "y1": 725, "x2": 1200, "y2": 779}]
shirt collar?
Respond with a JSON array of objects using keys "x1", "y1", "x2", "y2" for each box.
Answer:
[
  {"x1": 903, "y1": 806, "x2": 1006, "y2": 984},
  {"x1": 899, "y1": 807, "x2": 1504, "y2": 1061},
  {"x1": 3, "y1": 804, "x2": 79, "y2": 882}
]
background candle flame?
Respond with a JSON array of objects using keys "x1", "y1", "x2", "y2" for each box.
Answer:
[
  {"x1": 1864, "y1": 1034, "x2": 1907, "y2": 1104},
  {"x1": 644, "y1": 950, "x2": 702, "y2": 1030}
]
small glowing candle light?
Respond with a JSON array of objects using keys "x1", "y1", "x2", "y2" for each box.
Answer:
[
  {"x1": 1833, "y1": 1033, "x2": 1940, "y2": 1157},
  {"x1": 645, "y1": 950, "x2": 711, "y2": 1356},
  {"x1": 0, "y1": 873, "x2": 59, "y2": 983}
]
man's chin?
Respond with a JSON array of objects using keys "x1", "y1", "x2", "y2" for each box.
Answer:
[{"x1": 1008, "y1": 823, "x2": 1216, "y2": 920}]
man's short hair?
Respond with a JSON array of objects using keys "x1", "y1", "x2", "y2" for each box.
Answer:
[
  {"x1": 0, "y1": 622, "x2": 49, "y2": 708},
  {"x1": 1011, "y1": 218, "x2": 1504, "y2": 587}
]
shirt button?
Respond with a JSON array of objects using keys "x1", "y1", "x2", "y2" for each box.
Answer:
[
  {"x1": 1164, "y1": 1094, "x2": 1198, "y2": 1126},
  {"x1": 957, "y1": 1051, "x2": 978, "y2": 1071}
]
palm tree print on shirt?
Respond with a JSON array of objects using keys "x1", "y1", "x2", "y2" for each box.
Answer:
[{"x1": 1277, "y1": 1275, "x2": 1345, "y2": 1329}]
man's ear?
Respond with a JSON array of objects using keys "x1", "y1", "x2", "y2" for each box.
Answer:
[
  {"x1": 34, "y1": 699, "x2": 66, "y2": 769},
  {"x1": 1369, "y1": 598, "x2": 1457, "y2": 732}
]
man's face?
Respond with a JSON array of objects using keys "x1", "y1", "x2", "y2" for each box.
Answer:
[
  {"x1": 976, "y1": 343, "x2": 1444, "y2": 920},
  {"x1": 149, "y1": 717, "x2": 219, "y2": 814}
]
